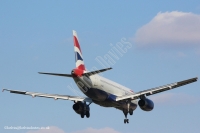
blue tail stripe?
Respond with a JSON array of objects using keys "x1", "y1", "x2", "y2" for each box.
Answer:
[{"x1": 76, "y1": 52, "x2": 83, "y2": 61}]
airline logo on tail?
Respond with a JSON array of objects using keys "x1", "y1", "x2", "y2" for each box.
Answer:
[{"x1": 73, "y1": 30, "x2": 86, "y2": 71}]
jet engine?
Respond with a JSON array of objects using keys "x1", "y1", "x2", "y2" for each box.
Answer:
[
  {"x1": 72, "y1": 101, "x2": 90, "y2": 118},
  {"x1": 138, "y1": 98, "x2": 154, "y2": 111}
]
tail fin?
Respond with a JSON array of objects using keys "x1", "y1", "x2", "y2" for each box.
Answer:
[{"x1": 73, "y1": 30, "x2": 86, "y2": 71}]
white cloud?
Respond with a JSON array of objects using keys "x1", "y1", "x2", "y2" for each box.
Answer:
[
  {"x1": 27, "y1": 126, "x2": 65, "y2": 133},
  {"x1": 71, "y1": 127, "x2": 121, "y2": 133},
  {"x1": 150, "y1": 93, "x2": 199, "y2": 105},
  {"x1": 134, "y1": 11, "x2": 200, "y2": 48},
  {"x1": 27, "y1": 127, "x2": 121, "y2": 133}
]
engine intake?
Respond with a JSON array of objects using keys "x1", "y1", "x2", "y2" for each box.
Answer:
[{"x1": 138, "y1": 98, "x2": 154, "y2": 111}]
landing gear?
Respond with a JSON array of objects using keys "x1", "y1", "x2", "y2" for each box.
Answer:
[
  {"x1": 123, "y1": 109, "x2": 129, "y2": 124},
  {"x1": 81, "y1": 112, "x2": 85, "y2": 118},
  {"x1": 79, "y1": 101, "x2": 92, "y2": 118},
  {"x1": 86, "y1": 111, "x2": 90, "y2": 118},
  {"x1": 80, "y1": 107, "x2": 90, "y2": 118},
  {"x1": 124, "y1": 119, "x2": 129, "y2": 124},
  {"x1": 123, "y1": 100, "x2": 134, "y2": 124}
]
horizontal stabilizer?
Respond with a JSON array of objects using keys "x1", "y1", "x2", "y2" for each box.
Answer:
[
  {"x1": 83, "y1": 67, "x2": 112, "y2": 76},
  {"x1": 38, "y1": 72, "x2": 72, "y2": 77},
  {"x1": 38, "y1": 67, "x2": 112, "y2": 77}
]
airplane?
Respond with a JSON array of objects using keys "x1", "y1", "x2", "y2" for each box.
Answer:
[{"x1": 3, "y1": 30, "x2": 198, "y2": 124}]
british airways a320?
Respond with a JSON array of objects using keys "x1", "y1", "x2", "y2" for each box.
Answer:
[{"x1": 3, "y1": 30, "x2": 198, "y2": 124}]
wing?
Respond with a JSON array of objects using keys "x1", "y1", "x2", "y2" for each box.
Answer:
[
  {"x1": 116, "y1": 77, "x2": 198, "y2": 101},
  {"x1": 3, "y1": 89, "x2": 92, "y2": 102}
]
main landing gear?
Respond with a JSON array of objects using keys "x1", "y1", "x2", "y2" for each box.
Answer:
[
  {"x1": 123, "y1": 101, "x2": 133, "y2": 124},
  {"x1": 81, "y1": 110, "x2": 90, "y2": 118},
  {"x1": 80, "y1": 102, "x2": 92, "y2": 118},
  {"x1": 73, "y1": 101, "x2": 92, "y2": 118},
  {"x1": 123, "y1": 109, "x2": 129, "y2": 124}
]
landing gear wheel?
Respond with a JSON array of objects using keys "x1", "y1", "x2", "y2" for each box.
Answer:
[
  {"x1": 86, "y1": 111, "x2": 90, "y2": 118},
  {"x1": 124, "y1": 119, "x2": 129, "y2": 124},
  {"x1": 123, "y1": 109, "x2": 129, "y2": 124},
  {"x1": 81, "y1": 112, "x2": 84, "y2": 118}
]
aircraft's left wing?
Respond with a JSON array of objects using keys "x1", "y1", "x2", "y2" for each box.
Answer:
[
  {"x1": 116, "y1": 77, "x2": 198, "y2": 101},
  {"x1": 2, "y1": 89, "x2": 92, "y2": 102}
]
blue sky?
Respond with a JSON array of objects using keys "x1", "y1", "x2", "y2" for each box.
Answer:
[{"x1": 1, "y1": 0, "x2": 200, "y2": 133}]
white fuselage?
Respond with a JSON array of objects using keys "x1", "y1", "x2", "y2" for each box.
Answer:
[{"x1": 73, "y1": 74, "x2": 137, "y2": 111}]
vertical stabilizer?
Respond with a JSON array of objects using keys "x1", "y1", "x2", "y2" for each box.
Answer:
[{"x1": 73, "y1": 30, "x2": 86, "y2": 70}]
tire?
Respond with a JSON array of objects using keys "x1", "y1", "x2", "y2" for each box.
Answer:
[
  {"x1": 86, "y1": 111, "x2": 90, "y2": 118},
  {"x1": 81, "y1": 112, "x2": 84, "y2": 118}
]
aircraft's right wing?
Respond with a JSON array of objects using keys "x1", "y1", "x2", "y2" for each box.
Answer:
[
  {"x1": 3, "y1": 89, "x2": 92, "y2": 103},
  {"x1": 116, "y1": 77, "x2": 198, "y2": 101}
]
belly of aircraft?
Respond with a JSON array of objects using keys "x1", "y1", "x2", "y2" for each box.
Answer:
[
  {"x1": 84, "y1": 88, "x2": 137, "y2": 111},
  {"x1": 84, "y1": 87, "x2": 109, "y2": 101}
]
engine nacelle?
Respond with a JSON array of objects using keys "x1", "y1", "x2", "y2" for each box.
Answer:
[
  {"x1": 72, "y1": 101, "x2": 89, "y2": 114},
  {"x1": 138, "y1": 98, "x2": 154, "y2": 111}
]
